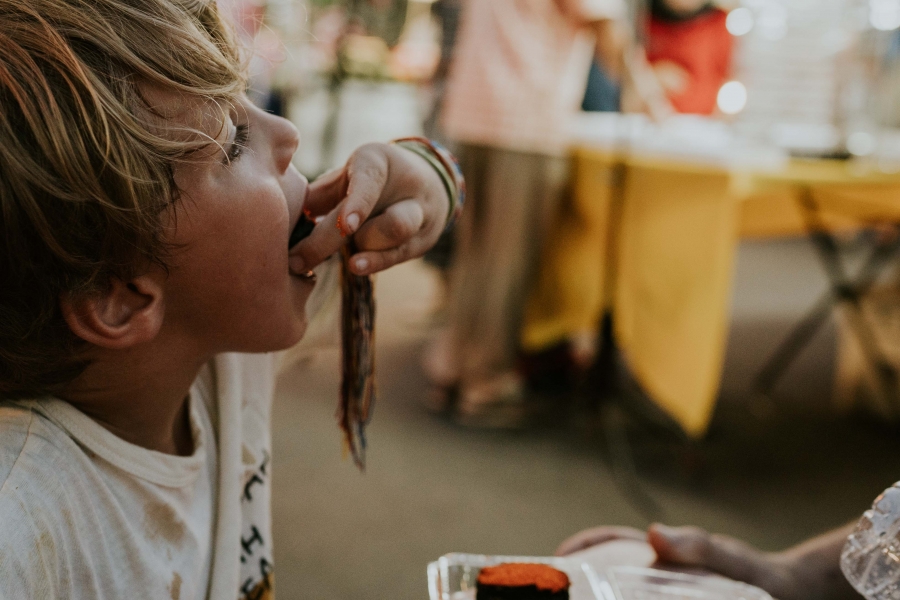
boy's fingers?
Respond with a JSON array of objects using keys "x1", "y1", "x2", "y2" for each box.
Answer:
[
  {"x1": 304, "y1": 142, "x2": 390, "y2": 220},
  {"x1": 346, "y1": 244, "x2": 413, "y2": 276},
  {"x1": 555, "y1": 526, "x2": 648, "y2": 556},
  {"x1": 352, "y1": 200, "x2": 425, "y2": 252},
  {"x1": 291, "y1": 197, "x2": 426, "y2": 273},
  {"x1": 304, "y1": 167, "x2": 349, "y2": 217},
  {"x1": 289, "y1": 201, "x2": 350, "y2": 272},
  {"x1": 338, "y1": 151, "x2": 390, "y2": 235},
  {"x1": 648, "y1": 524, "x2": 767, "y2": 584},
  {"x1": 647, "y1": 525, "x2": 706, "y2": 565}
]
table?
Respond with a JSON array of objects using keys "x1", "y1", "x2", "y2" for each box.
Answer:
[{"x1": 522, "y1": 147, "x2": 900, "y2": 437}]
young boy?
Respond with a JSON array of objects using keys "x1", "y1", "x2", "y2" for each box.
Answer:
[{"x1": 0, "y1": 0, "x2": 455, "y2": 597}]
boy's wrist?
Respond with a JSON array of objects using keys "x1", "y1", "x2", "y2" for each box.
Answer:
[
  {"x1": 393, "y1": 141, "x2": 454, "y2": 220},
  {"x1": 777, "y1": 523, "x2": 858, "y2": 600},
  {"x1": 391, "y1": 137, "x2": 464, "y2": 228}
]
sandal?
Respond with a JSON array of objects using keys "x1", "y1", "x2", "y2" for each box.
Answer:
[{"x1": 454, "y1": 371, "x2": 528, "y2": 429}]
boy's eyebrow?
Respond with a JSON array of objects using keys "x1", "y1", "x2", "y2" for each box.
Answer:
[{"x1": 135, "y1": 87, "x2": 234, "y2": 159}]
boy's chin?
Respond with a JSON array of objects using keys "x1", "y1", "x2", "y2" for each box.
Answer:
[
  {"x1": 268, "y1": 320, "x2": 308, "y2": 352},
  {"x1": 227, "y1": 318, "x2": 308, "y2": 354}
]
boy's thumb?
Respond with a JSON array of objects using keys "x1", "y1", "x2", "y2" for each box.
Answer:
[
  {"x1": 648, "y1": 523, "x2": 768, "y2": 586},
  {"x1": 648, "y1": 524, "x2": 710, "y2": 566}
]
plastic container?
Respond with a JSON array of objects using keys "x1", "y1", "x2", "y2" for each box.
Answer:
[
  {"x1": 841, "y1": 481, "x2": 900, "y2": 599},
  {"x1": 425, "y1": 554, "x2": 775, "y2": 600},
  {"x1": 607, "y1": 567, "x2": 773, "y2": 600},
  {"x1": 426, "y1": 553, "x2": 611, "y2": 600}
]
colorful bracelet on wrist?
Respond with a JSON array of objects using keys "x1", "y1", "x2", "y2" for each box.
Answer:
[
  {"x1": 391, "y1": 137, "x2": 465, "y2": 228},
  {"x1": 393, "y1": 141, "x2": 456, "y2": 216}
]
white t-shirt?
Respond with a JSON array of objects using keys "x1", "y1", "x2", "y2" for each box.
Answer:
[
  {"x1": 441, "y1": 0, "x2": 625, "y2": 155},
  {"x1": 0, "y1": 264, "x2": 340, "y2": 600}
]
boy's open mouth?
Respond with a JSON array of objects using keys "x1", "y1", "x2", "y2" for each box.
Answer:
[
  {"x1": 288, "y1": 212, "x2": 315, "y2": 248},
  {"x1": 288, "y1": 204, "x2": 317, "y2": 281}
]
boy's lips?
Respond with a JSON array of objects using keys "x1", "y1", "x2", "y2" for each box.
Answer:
[
  {"x1": 288, "y1": 213, "x2": 315, "y2": 248},
  {"x1": 287, "y1": 181, "x2": 314, "y2": 278},
  {"x1": 288, "y1": 182, "x2": 312, "y2": 249},
  {"x1": 293, "y1": 269, "x2": 317, "y2": 282}
]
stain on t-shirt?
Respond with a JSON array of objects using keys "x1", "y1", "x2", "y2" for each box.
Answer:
[
  {"x1": 145, "y1": 502, "x2": 185, "y2": 545},
  {"x1": 170, "y1": 572, "x2": 182, "y2": 600}
]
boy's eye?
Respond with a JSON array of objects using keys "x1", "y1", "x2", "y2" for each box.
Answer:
[{"x1": 225, "y1": 123, "x2": 250, "y2": 164}]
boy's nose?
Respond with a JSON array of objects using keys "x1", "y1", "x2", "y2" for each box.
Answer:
[{"x1": 275, "y1": 118, "x2": 300, "y2": 173}]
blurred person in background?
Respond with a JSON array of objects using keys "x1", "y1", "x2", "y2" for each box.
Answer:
[
  {"x1": 422, "y1": 0, "x2": 633, "y2": 427},
  {"x1": 587, "y1": 0, "x2": 733, "y2": 114},
  {"x1": 421, "y1": 0, "x2": 464, "y2": 274},
  {"x1": 423, "y1": 0, "x2": 463, "y2": 142},
  {"x1": 638, "y1": 0, "x2": 733, "y2": 115},
  {"x1": 522, "y1": 0, "x2": 734, "y2": 393}
]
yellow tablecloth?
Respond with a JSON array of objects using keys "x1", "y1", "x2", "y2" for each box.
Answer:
[{"x1": 522, "y1": 147, "x2": 900, "y2": 437}]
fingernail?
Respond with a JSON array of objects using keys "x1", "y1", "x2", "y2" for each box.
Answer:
[
  {"x1": 354, "y1": 257, "x2": 369, "y2": 272},
  {"x1": 346, "y1": 212, "x2": 360, "y2": 233}
]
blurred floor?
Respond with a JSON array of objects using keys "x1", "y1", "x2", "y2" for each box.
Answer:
[{"x1": 271, "y1": 237, "x2": 900, "y2": 599}]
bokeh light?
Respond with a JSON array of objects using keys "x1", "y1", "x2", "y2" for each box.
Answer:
[
  {"x1": 726, "y1": 8, "x2": 755, "y2": 36},
  {"x1": 847, "y1": 131, "x2": 877, "y2": 156},
  {"x1": 717, "y1": 81, "x2": 748, "y2": 115},
  {"x1": 871, "y1": 0, "x2": 900, "y2": 31}
]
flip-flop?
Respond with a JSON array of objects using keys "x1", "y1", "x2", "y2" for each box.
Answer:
[{"x1": 454, "y1": 372, "x2": 528, "y2": 429}]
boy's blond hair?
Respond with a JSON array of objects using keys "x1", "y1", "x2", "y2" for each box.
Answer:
[{"x1": 0, "y1": 0, "x2": 246, "y2": 398}]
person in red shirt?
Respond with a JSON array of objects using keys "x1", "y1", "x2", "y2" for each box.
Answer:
[{"x1": 645, "y1": 0, "x2": 734, "y2": 114}]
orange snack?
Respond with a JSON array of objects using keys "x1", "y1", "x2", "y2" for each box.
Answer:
[{"x1": 476, "y1": 563, "x2": 570, "y2": 599}]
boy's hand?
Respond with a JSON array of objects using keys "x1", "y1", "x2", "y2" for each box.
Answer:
[
  {"x1": 644, "y1": 525, "x2": 801, "y2": 599},
  {"x1": 289, "y1": 142, "x2": 451, "y2": 276},
  {"x1": 557, "y1": 524, "x2": 858, "y2": 600},
  {"x1": 557, "y1": 525, "x2": 797, "y2": 594},
  {"x1": 555, "y1": 525, "x2": 648, "y2": 556}
]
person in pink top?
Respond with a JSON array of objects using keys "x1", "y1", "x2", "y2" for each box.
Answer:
[{"x1": 423, "y1": 0, "x2": 630, "y2": 426}]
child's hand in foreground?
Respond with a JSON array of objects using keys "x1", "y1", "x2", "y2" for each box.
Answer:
[
  {"x1": 556, "y1": 523, "x2": 857, "y2": 600},
  {"x1": 289, "y1": 142, "x2": 451, "y2": 276}
]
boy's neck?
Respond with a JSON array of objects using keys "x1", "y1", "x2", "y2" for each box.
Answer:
[{"x1": 60, "y1": 342, "x2": 209, "y2": 456}]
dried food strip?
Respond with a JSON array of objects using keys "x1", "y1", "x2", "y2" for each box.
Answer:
[{"x1": 338, "y1": 242, "x2": 376, "y2": 470}]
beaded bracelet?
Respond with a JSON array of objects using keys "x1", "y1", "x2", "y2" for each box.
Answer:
[
  {"x1": 393, "y1": 141, "x2": 456, "y2": 216},
  {"x1": 391, "y1": 137, "x2": 466, "y2": 228}
]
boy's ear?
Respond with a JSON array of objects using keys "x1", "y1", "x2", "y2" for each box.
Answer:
[{"x1": 61, "y1": 274, "x2": 165, "y2": 349}]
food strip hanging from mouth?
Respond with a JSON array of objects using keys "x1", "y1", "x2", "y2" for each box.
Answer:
[
  {"x1": 338, "y1": 242, "x2": 375, "y2": 471},
  {"x1": 289, "y1": 213, "x2": 376, "y2": 471}
]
